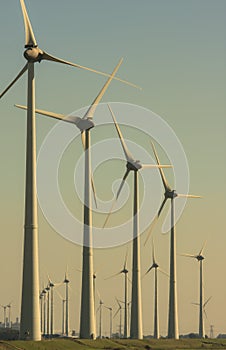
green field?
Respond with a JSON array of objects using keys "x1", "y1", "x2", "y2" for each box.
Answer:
[{"x1": 1, "y1": 338, "x2": 226, "y2": 350}]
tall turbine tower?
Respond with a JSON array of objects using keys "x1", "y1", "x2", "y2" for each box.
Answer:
[
  {"x1": 16, "y1": 59, "x2": 123, "y2": 339},
  {"x1": 145, "y1": 240, "x2": 168, "y2": 339},
  {"x1": 145, "y1": 142, "x2": 201, "y2": 339},
  {"x1": 104, "y1": 106, "x2": 171, "y2": 339},
  {"x1": 64, "y1": 271, "x2": 70, "y2": 337},
  {"x1": 105, "y1": 252, "x2": 129, "y2": 338},
  {"x1": 181, "y1": 242, "x2": 207, "y2": 338},
  {"x1": 0, "y1": 1, "x2": 138, "y2": 341},
  {"x1": 104, "y1": 306, "x2": 113, "y2": 338}
]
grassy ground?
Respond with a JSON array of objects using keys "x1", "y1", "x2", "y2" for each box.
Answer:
[{"x1": 1, "y1": 338, "x2": 226, "y2": 350}]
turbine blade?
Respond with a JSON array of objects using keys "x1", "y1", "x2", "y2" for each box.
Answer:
[
  {"x1": 107, "y1": 104, "x2": 134, "y2": 161},
  {"x1": 145, "y1": 265, "x2": 154, "y2": 275},
  {"x1": 203, "y1": 296, "x2": 212, "y2": 308},
  {"x1": 123, "y1": 248, "x2": 129, "y2": 270},
  {"x1": 152, "y1": 238, "x2": 156, "y2": 264},
  {"x1": 141, "y1": 164, "x2": 172, "y2": 169},
  {"x1": 20, "y1": 0, "x2": 37, "y2": 47},
  {"x1": 157, "y1": 197, "x2": 167, "y2": 218},
  {"x1": 179, "y1": 253, "x2": 197, "y2": 258},
  {"x1": 115, "y1": 297, "x2": 122, "y2": 308},
  {"x1": 177, "y1": 194, "x2": 202, "y2": 199},
  {"x1": 15, "y1": 104, "x2": 80, "y2": 125},
  {"x1": 158, "y1": 268, "x2": 169, "y2": 277},
  {"x1": 104, "y1": 271, "x2": 121, "y2": 280},
  {"x1": 83, "y1": 58, "x2": 123, "y2": 120},
  {"x1": 81, "y1": 132, "x2": 97, "y2": 208},
  {"x1": 144, "y1": 217, "x2": 158, "y2": 246},
  {"x1": 204, "y1": 309, "x2": 208, "y2": 320},
  {"x1": 41, "y1": 52, "x2": 141, "y2": 89},
  {"x1": 199, "y1": 240, "x2": 207, "y2": 256},
  {"x1": 113, "y1": 308, "x2": 120, "y2": 319},
  {"x1": 102, "y1": 168, "x2": 131, "y2": 228},
  {"x1": 191, "y1": 302, "x2": 199, "y2": 306},
  {"x1": 144, "y1": 198, "x2": 167, "y2": 246},
  {"x1": 150, "y1": 141, "x2": 171, "y2": 191},
  {"x1": 0, "y1": 64, "x2": 28, "y2": 99}
]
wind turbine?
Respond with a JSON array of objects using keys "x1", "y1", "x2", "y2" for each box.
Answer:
[
  {"x1": 39, "y1": 292, "x2": 44, "y2": 334},
  {"x1": 64, "y1": 271, "x2": 70, "y2": 337},
  {"x1": 181, "y1": 242, "x2": 207, "y2": 338},
  {"x1": 97, "y1": 297, "x2": 104, "y2": 339},
  {"x1": 16, "y1": 58, "x2": 124, "y2": 339},
  {"x1": 41, "y1": 288, "x2": 47, "y2": 335},
  {"x1": 1, "y1": 305, "x2": 7, "y2": 328},
  {"x1": 144, "y1": 240, "x2": 168, "y2": 339},
  {"x1": 45, "y1": 283, "x2": 50, "y2": 337},
  {"x1": 145, "y1": 142, "x2": 201, "y2": 339},
  {"x1": 47, "y1": 275, "x2": 62, "y2": 337},
  {"x1": 114, "y1": 298, "x2": 123, "y2": 338},
  {"x1": 0, "y1": 0, "x2": 138, "y2": 341},
  {"x1": 104, "y1": 106, "x2": 171, "y2": 339},
  {"x1": 7, "y1": 303, "x2": 12, "y2": 328},
  {"x1": 105, "y1": 251, "x2": 129, "y2": 338},
  {"x1": 192, "y1": 296, "x2": 212, "y2": 338},
  {"x1": 104, "y1": 306, "x2": 113, "y2": 338}
]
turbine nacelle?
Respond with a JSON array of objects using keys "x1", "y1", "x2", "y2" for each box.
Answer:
[
  {"x1": 126, "y1": 160, "x2": 142, "y2": 172},
  {"x1": 165, "y1": 189, "x2": 177, "y2": 199},
  {"x1": 23, "y1": 47, "x2": 43, "y2": 62},
  {"x1": 196, "y1": 255, "x2": 204, "y2": 261},
  {"x1": 76, "y1": 118, "x2": 95, "y2": 131}
]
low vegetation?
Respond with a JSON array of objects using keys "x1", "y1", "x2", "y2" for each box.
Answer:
[{"x1": 1, "y1": 338, "x2": 226, "y2": 350}]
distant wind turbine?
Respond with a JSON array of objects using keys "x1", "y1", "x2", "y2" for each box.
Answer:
[
  {"x1": 181, "y1": 242, "x2": 208, "y2": 338},
  {"x1": 97, "y1": 297, "x2": 104, "y2": 339},
  {"x1": 192, "y1": 296, "x2": 212, "y2": 338},
  {"x1": 114, "y1": 298, "x2": 123, "y2": 338},
  {"x1": 105, "y1": 251, "x2": 129, "y2": 338},
  {"x1": 145, "y1": 240, "x2": 168, "y2": 339},
  {"x1": 16, "y1": 59, "x2": 124, "y2": 339},
  {"x1": 104, "y1": 106, "x2": 171, "y2": 339},
  {"x1": 1, "y1": 305, "x2": 7, "y2": 328},
  {"x1": 145, "y1": 142, "x2": 201, "y2": 339},
  {"x1": 7, "y1": 303, "x2": 12, "y2": 329},
  {"x1": 104, "y1": 306, "x2": 113, "y2": 338},
  {"x1": 0, "y1": 0, "x2": 138, "y2": 341},
  {"x1": 64, "y1": 270, "x2": 70, "y2": 337}
]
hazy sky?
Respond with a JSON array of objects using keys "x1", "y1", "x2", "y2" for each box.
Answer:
[{"x1": 0, "y1": 0, "x2": 226, "y2": 337}]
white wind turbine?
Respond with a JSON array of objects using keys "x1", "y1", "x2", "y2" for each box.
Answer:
[
  {"x1": 16, "y1": 58, "x2": 124, "y2": 339},
  {"x1": 105, "y1": 251, "x2": 129, "y2": 338},
  {"x1": 192, "y1": 296, "x2": 212, "y2": 338},
  {"x1": 104, "y1": 306, "x2": 113, "y2": 338},
  {"x1": 181, "y1": 242, "x2": 208, "y2": 338},
  {"x1": 145, "y1": 142, "x2": 201, "y2": 339},
  {"x1": 96, "y1": 296, "x2": 104, "y2": 339},
  {"x1": 104, "y1": 106, "x2": 171, "y2": 339},
  {"x1": 63, "y1": 270, "x2": 70, "y2": 337},
  {"x1": 1, "y1": 305, "x2": 7, "y2": 328},
  {"x1": 144, "y1": 240, "x2": 168, "y2": 339},
  {"x1": 114, "y1": 298, "x2": 123, "y2": 338},
  {"x1": 1, "y1": 0, "x2": 138, "y2": 341}
]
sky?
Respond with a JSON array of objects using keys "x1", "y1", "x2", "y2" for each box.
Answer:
[{"x1": 0, "y1": 0, "x2": 226, "y2": 337}]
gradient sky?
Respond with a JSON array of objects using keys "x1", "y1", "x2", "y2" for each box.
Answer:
[{"x1": 0, "y1": 0, "x2": 226, "y2": 337}]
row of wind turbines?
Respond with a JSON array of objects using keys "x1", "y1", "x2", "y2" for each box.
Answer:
[{"x1": 1, "y1": 0, "x2": 205, "y2": 341}]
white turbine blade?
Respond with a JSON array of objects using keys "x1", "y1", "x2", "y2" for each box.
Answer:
[
  {"x1": 179, "y1": 253, "x2": 197, "y2": 258},
  {"x1": 177, "y1": 194, "x2": 202, "y2": 199},
  {"x1": 152, "y1": 238, "x2": 156, "y2": 264},
  {"x1": 203, "y1": 296, "x2": 212, "y2": 308},
  {"x1": 108, "y1": 104, "x2": 134, "y2": 161},
  {"x1": 15, "y1": 104, "x2": 80, "y2": 125},
  {"x1": 102, "y1": 168, "x2": 131, "y2": 228},
  {"x1": 204, "y1": 309, "x2": 208, "y2": 320},
  {"x1": 144, "y1": 198, "x2": 167, "y2": 246},
  {"x1": 20, "y1": 0, "x2": 37, "y2": 47},
  {"x1": 158, "y1": 268, "x2": 169, "y2": 277},
  {"x1": 0, "y1": 64, "x2": 28, "y2": 99},
  {"x1": 104, "y1": 271, "x2": 121, "y2": 280},
  {"x1": 81, "y1": 132, "x2": 98, "y2": 208},
  {"x1": 199, "y1": 240, "x2": 207, "y2": 256},
  {"x1": 113, "y1": 307, "x2": 120, "y2": 319},
  {"x1": 41, "y1": 51, "x2": 141, "y2": 89},
  {"x1": 141, "y1": 164, "x2": 172, "y2": 169},
  {"x1": 82, "y1": 58, "x2": 123, "y2": 120},
  {"x1": 191, "y1": 302, "x2": 199, "y2": 306},
  {"x1": 123, "y1": 248, "x2": 129, "y2": 270},
  {"x1": 150, "y1": 141, "x2": 171, "y2": 191}
]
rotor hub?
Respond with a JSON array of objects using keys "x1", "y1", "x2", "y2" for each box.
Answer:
[{"x1": 24, "y1": 47, "x2": 43, "y2": 62}]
